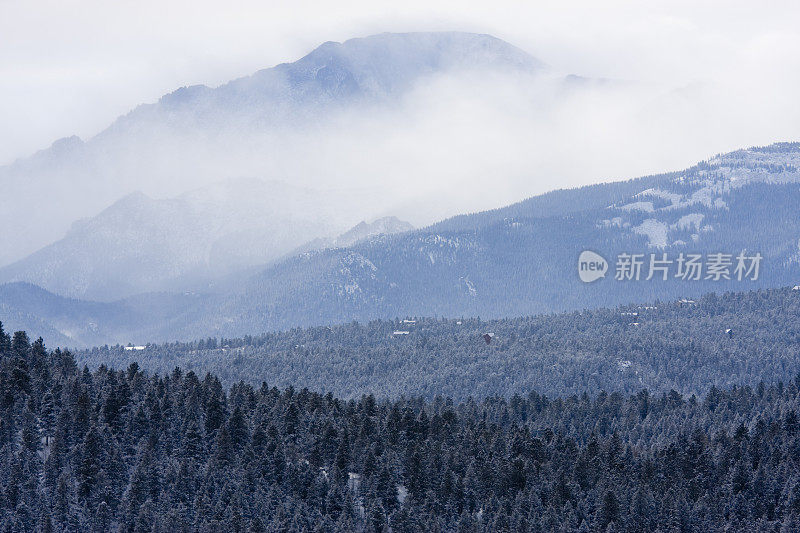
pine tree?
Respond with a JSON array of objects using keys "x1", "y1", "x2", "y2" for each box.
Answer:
[
  {"x1": 181, "y1": 418, "x2": 204, "y2": 461},
  {"x1": 11, "y1": 331, "x2": 30, "y2": 359},
  {"x1": 598, "y1": 490, "x2": 620, "y2": 531},
  {"x1": 39, "y1": 391, "x2": 56, "y2": 446},
  {"x1": 77, "y1": 425, "x2": 103, "y2": 502},
  {"x1": 92, "y1": 501, "x2": 111, "y2": 533},
  {"x1": 228, "y1": 406, "x2": 250, "y2": 450},
  {"x1": 0, "y1": 321, "x2": 11, "y2": 354}
]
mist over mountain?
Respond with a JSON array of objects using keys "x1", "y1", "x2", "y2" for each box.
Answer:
[
  {"x1": 3, "y1": 29, "x2": 764, "y2": 275},
  {"x1": 0, "y1": 31, "x2": 547, "y2": 267}
]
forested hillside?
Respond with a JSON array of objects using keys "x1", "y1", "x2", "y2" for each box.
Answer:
[
  {"x1": 3, "y1": 331, "x2": 800, "y2": 531},
  {"x1": 77, "y1": 286, "x2": 800, "y2": 400}
]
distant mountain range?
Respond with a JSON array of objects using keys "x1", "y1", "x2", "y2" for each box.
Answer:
[
  {"x1": 0, "y1": 31, "x2": 546, "y2": 267},
  {"x1": 1, "y1": 142, "x2": 799, "y2": 346}
]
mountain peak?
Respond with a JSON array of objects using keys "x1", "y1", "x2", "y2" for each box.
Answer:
[
  {"x1": 333, "y1": 216, "x2": 414, "y2": 247},
  {"x1": 110, "y1": 190, "x2": 154, "y2": 209},
  {"x1": 307, "y1": 31, "x2": 542, "y2": 68},
  {"x1": 294, "y1": 31, "x2": 543, "y2": 91},
  {"x1": 208, "y1": 31, "x2": 543, "y2": 107}
]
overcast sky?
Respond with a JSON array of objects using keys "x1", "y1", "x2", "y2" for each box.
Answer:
[{"x1": 2, "y1": 0, "x2": 800, "y2": 165}]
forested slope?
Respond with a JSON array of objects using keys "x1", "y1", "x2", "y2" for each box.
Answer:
[
  {"x1": 3, "y1": 331, "x2": 800, "y2": 531},
  {"x1": 77, "y1": 286, "x2": 800, "y2": 400}
]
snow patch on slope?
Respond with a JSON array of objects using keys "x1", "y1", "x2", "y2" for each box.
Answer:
[
  {"x1": 636, "y1": 188, "x2": 683, "y2": 207},
  {"x1": 672, "y1": 213, "x2": 705, "y2": 232},
  {"x1": 633, "y1": 219, "x2": 669, "y2": 248},
  {"x1": 619, "y1": 201, "x2": 654, "y2": 213}
]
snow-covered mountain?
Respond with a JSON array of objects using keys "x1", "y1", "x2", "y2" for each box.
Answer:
[
  {"x1": 183, "y1": 142, "x2": 800, "y2": 338},
  {"x1": 599, "y1": 145, "x2": 800, "y2": 248},
  {"x1": 0, "y1": 32, "x2": 545, "y2": 267}
]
